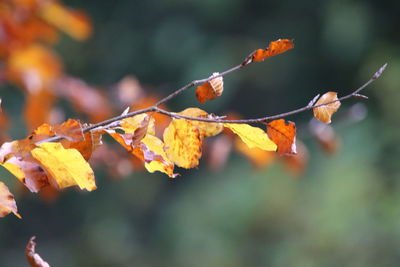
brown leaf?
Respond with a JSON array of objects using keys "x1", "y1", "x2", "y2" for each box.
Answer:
[
  {"x1": 252, "y1": 39, "x2": 294, "y2": 62},
  {"x1": 266, "y1": 119, "x2": 297, "y2": 155},
  {"x1": 0, "y1": 182, "x2": 21, "y2": 218},
  {"x1": 52, "y1": 119, "x2": 84, "y2": 142},
  {"x1": 313, "y1": 92, "x2": 341, "y2": 124},
  {"x1": 196, "y1": 73, "x2": 223, "y2": 104},
  {"x1": 66, "y1": 130, "x2": 102, "y2": 161},
  {"x1": 26, "y1": 236, "x2": 50, "y2": 267}
]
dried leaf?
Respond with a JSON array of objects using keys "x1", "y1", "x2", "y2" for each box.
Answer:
[
  {"x1": 1, "y1": 158, "x2": 49, "y2": 192},
  {"x1": 26, "y1": 236, "x2": 50, "y2": 267},
  {"x1": 66, "y1": 130, "x2": 102, "y2": 160},
  {"x1": 178, "y1": 108, "x2": 223, "y2": 137},
  {"x1": 0, "y1": 182, "x2": 21, "y2": 218},
  {"x1": 224, "y1": 123, "x2": 277, "y2": 151},
  {"x1": 252, "y1": 39, "x2": 294, "y2": 62},
  {"x1": 31, "y1": 143, "x2": 96, "y2": 191},
  {"x1": 313, "y1": 92, "x2": 341, "y2": 124},
  {"x1": 121, "y1": 114, "x2": 155, "y2": 136},
  {"x1": 196, "y1": 73, "x2": 223, "y2": 104},
  {"x1": 52, "y1": 119, "x2": 84, "y2": 142},
  {"x1": 164, "y1": 119, "x2": 202, "y2": 169},
  {"x1": 266, "y1": 119, "x2": 297, "y2": 155}
]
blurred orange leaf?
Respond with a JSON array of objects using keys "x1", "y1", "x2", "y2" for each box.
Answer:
[
  {"x1": 313, "y1": 92, "x2": 341, "y2": 124},
  {"x1": 282, "y1": 140, "x2": 309, "y2": 177},
  {"x1": 31, "y1": 142, "x2": 96, "y2": 191},
  {"x1": 163, "y1": 119, "x2": 202, "y2": 169},
  {"x1": 196, "y1": 73, "x2": 223, "y2": 104},
  {"x1": 224, "y1": 123, "x2": 277, "y2": 151},
  {"x1": 266, "y1": 119, "x2": 297, "y2": 155},
  {"x1": 0, "y1": 181, "x2": 21, "y2": 218},
  {"x1": 234, "y1": 137, "x2": 276, "y2": 168},
  {"x1": 252, "y1": 39, "x2": 294, "y2": 62},
  {"x1": 39, "y1": 1, "x2": 92, "y2": 41},
  {"x1": 26, "y1": 236, "x2": 50, "y2": 267}
]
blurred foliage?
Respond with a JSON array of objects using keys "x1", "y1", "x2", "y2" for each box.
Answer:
[{"x1": 1, "y1": 0, "x2": 400, "y2": 266}]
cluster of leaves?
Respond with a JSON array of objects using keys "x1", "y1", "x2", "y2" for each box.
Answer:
[{"x1": 0, "y1": 0, "x2": 385, "y2": 223}]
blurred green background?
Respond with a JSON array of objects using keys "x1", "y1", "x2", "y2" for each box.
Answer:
[{"x1": 1, "y1": 0, "x2": 400, "y2": 266}]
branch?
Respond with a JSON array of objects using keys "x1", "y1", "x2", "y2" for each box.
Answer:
[
  {"x1": 37, "y1": 48, "x2": 386, "y2": 145},
  {"x1": 153, "y1": 63, "x2": 387, "y2": 124}
]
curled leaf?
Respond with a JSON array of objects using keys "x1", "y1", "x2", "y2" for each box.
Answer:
[
  {"x1": 26, "y1": 236, "x2": 50, "y2": 267},
  {"x1": 266, "y1": 119, "x2": 297, "y2": 155},
  {"x1": 196, "y1": 73, "x2": 223, "y2": 104},
  {"x1": 163, "y1": 119, "x2": 202, "y2": 169},
  {"x1": 313, "y1": 92, "x2": 341, "y2": 124},
  {"x1": 224, "y1": 123, "x2": 277, "y2": 151},
  {"x1": 178, "y1": 108, "x2": 223, "y2": 137},
  {"x1": 31, "y1": 143, "x2": 96, "y2": 191},
  {"x1": 252, "y1": 39, "x2": 294, "y2": 62},
  {"x1": 0, "y1": 182, "x2": 21, "y2": 218}
]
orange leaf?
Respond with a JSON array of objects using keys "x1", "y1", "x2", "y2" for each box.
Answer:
[
  {"x1": 252, "y1": 39, "x2": 294, "y2": 62},
  {"x1": 26, "y1": 236, "x2": 50, "y2": 267},
  {"x1": 196, "y1": 73, "x2": 223, "y2": 104},
  {"x1": 52, "y1": 119, "x2": 84, "y2": 142},
  {"x1": 313, "y1": 92, "x2": 341, "y2": 124},
  {"x1": 39, "y1": 1, "x2": 92, "y2": 41},
  {"x1": 0, "y1": 182, "x2": 21, "y2": 219},
  {"x1": 234, "y1": 137, "x2": 276, "y2": 168},
  {"x1": 178, "y1": 108, "x2": 223, "y2": 137},
  {"x1": 24, "y1": 90, "x2": 57, "y2": 130},
  {"x1": 66, "y1": 131, "x2": 103, "y2": 161},
  {"x1": 163, "y1": 119, "x2": 202, "y2": 169},
  {"x1": 266, "y1": 119, "x2": 297, "y2": 155}
]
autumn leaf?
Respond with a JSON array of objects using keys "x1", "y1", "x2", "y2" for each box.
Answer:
[
  {"x1": 26, "y1": 236, "x2": 50, "y2": 267},
  {"x1": 224, "y1": 123, "x2": 277, "y2": 151},
  {"x1": 234, "y1": 137, "x2": 276, "y2": 168},
  {"x1": 0, "y1": 182, "x2": 21, "y2": 218},
  {"x1": 178, "y1": 108, "x2": 223, "y2": 137},
  {"x1": 164, "y1": 119, "x2": 202, "y2": 169},
  {"x1": 196, "y1": 73, "x2": 224, "y2": 104},
  {"x1": 66, "y1": 130, "x2": 102, "y2": 161},
  {"x1": 39, "y1": 1, "x2": 92, "y2": 41},
  {"x1": 1, "y1": 159, "x2": 49, "y2": 193},
  {"x1": 313, "y1": 92, "x2": 341, "y2": 124},
  {"x1": 31, "y1": 143, "x2": 96, "y2": 191},
  {"x1": 252, "y1": 39, "x2": 294, "y2": 62},
  {"x1": 266, "y1": 119, "x2": 297, "y2": 155},
  {"x1": 138, "y1": 135, "x2": 177, "y2": 177},
  {"x1": 52, "y1": 119, "x2": 84, "y2": 142}
]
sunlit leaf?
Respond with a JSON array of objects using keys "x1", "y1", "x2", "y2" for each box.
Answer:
[
  {"x1": 196, "y1": 73, "x2": 223, "y2": 104},
  {"x1": 224, "y1": 123, "x2": 277, "y2": 151},
  {"x1": 0, "y1": 182, "x2": 21, "y2": 218},
  {"x1": 31, "y1": 143, "x2": 96, "y2": 191},
  {"x1": 163, "y1": 119, "x2": 202, "y2": 169},
  {"x1": 313, "y1": 92, "x2": 341, "y2": 124},
  {"x1": 252, "y1": 39, "x2": 294, "y2": 62},
  {"x1": 178, "y1": 108, "x2": 223, "y2": 137},
  {"x1": 266, "y1": 119, "x2": 297, "y2": 155}
]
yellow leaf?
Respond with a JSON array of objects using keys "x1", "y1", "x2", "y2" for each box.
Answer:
[
  {"x1": 141, "y1": 135, "x2": 177, "y2": 178},
  {"x1": 178, "y1": 108, "x2": 223, "y2": 137},
  {"x1": 0, "y1": 182, "x2": 21, "y2": 219},
  {"x1": 31, "y1": 143, "x2": 96, "y2": 191},
  {"x1": 224, "y1": 123, "x2": 277, "y2": 151},
  {"x1": 313, "y1": 92, "x2": 341, "y2": 124},
  {"x1": 163, "y1": 119, "x2": 202, "y2": 169}
]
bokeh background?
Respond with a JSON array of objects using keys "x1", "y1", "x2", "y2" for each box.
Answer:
[{"x1": 1, "y1": 0, "x2": 400, "y2": 266}]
